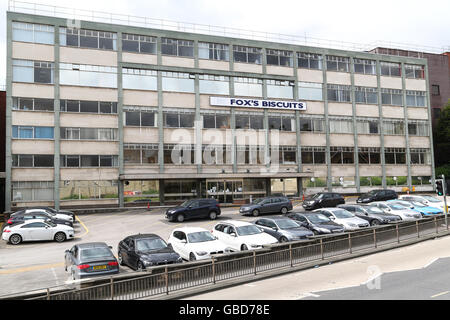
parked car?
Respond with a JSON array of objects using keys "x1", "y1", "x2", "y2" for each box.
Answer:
[
  {"x1": 337, "y1": 204, "x2": 401, "y2": 226},
  {"x1": 253, "y1": 217, "x2": 314, "y2": 242},
  {"x1": 357, "y1": 189, "x2": 398, "y2": 204},
  {"x1": 118, "y1": 234, "x2": 183, "y2": 271},
  {"x1": 2, "y1": 219, "x2": 74, "y2": 245},
  {"x1": 302, "y1": 192, "x2": 345, "y2": 210},
  {"x1": 12, "y1": 209, "x2": 73, "y2": 223},
  {"x1": 312, "y1": 208, "x2": 370, "y2": 231},
  {"x1": 167, "y1": 227, "x2": 230, "y2": 261},
  {"x1": 285, "y1": 212, "x2": 345, "y2": 235},
  {"x1": 370, "y1": 202, "x2": 422, "y2": 221},
  {"x1": 7, "y1": 211, "x2": 73, "y2": 227},
  {"x1": 27, "y1": 206, "x2": 75, "y2": 221},
  {"x1": 239, "y1": 196, "x2": 293, "y2": 216},
  {"x1": 399, "y1": 195, "x2": 446, "y2": 211},
  {"x1": 387, "y1": 200, "x2": 442, "y2": 216},
  {"x1": 212, "y1": 220, "x2": 278, "y2": 251},
  {"x1": 165, "y1": 199, "x2": 221, "y2": 222},
  {"x1": 65, "y1": 242, "x2": 119, "y2": 280}
]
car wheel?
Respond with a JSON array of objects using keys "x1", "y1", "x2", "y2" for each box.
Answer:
[
  {"x1": 189, "y1": 253, "x2": 196, "y2": 261},
  {"x1": 280, "y1": 236, "x2": 289, "y2": 243},
  {"x1": 9, "y1": 234, "x2": 22, "y2": 245},
  {"x1": 118, "y1": 252, "x2": 124, "y2": 266},
  {"x1": 252, "y1": 209, "x2": 259, "y2": 217},
  {"x1": 54, "y1": 232, "x2": 66, "y2": 243},
  {"x1": 371, "y1": 220, "x2": 380, "y2": 226},
  {"x1": 280, "y1": 207, "x2": 288, "y2": 214},
  {"x1": 176, "y1": 214, "x2": 185, "y2": 222},
  {"x1": 209, "y1": 211, "x2": 217, "y2": 220},
  {"x1": 241, "y1": 244, "x2": 248, "y2": 251},
  {"x1": 137, "y1": 261, "x2": 144, "y2": 271}
]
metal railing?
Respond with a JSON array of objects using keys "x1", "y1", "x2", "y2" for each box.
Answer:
[
  {"x1": 2, "y1": 215, "x2": 445, "y2": 300},
  {"x1": 8, "y1": 0, "x2": 449, "y2": 54}
]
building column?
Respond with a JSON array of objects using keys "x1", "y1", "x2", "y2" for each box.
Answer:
[
  {"x1": 53, "y1": 23, "x2": 61, "y2": 210},
  {"x1": 321, "y1": 54, "x2": 332, "y2": 191},
  {"x1": 117, "y1": 31, "x2": 125, "y2": 208},
  {"x1": 401, "y1": 62, "x2": 413, "y2": 190},
  {"x1": 159, "y1": 179, "x2": 165, "y2": 205},
  {"x1": 4, "y1": 14, "x2": 12, "y2": 212},
  {"x1": 376, "y1": 60, "x2": 387, "y2": 189},
  {"x1": 350, "y1": 57, "x2": 360, "y2": 193},
  {"x1": 424, "y1": 63, "x2": 436, "y2": 188}
]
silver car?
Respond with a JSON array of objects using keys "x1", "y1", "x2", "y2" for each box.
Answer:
[
  {"x1": 371, "y1": 201, "x2": 421, "y2": 221},
  {"x1": 312, "y1": 208, "x2": 370, "y2": 231}
]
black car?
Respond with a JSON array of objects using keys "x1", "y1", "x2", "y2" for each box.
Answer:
[
  {"x1": 239, "y1": 196, "x2": 293, "y2": 217},
  {"x1": 165, "y1": 198, "x2": 221, "y2": 222},
  {"x1": 286, "y1": 212, "x2": 345, "y2": 235},
  {"x1": 118, "y1": 234, "x2": 183, "y2": 270},
  {"x1": 302, "y1": 192, "x2": 345, "y2": 210},
  {"x1": 28, "y1": 206, "x2": 75, "y2": 221},
  {"x1": 7, "y1": 212, "x2": 73, "y2": 227},
  {"x1": 254, "y1": 217, "x2": 314, "y2": 242},
  {"x1": 357, "y1": 189, "x2": 398, "y2": 204},
  {"x1": 337, "y1": 204, "x2": 401, "y2": 225}
]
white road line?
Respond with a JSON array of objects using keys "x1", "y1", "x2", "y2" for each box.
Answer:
[
  {"x1": 431, "y1": 291, "x2": 449, "y2": 298},
  {"x1": 423, "y1": 257, "x2": 439, "y2": 269},
  {"x1": 362, "y1": 273, "x2": 383, "y2": 285},
  {"x1": 297, "y1": 292, "x2": 321, "y2": 299}
]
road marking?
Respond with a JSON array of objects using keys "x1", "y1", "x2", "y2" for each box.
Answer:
[
  {"x1": 0, "y1": 262, "x2": 64, "y2": 275},
  {"x1": 423, "y1": 257, "x2": 439, "y2": 269},
  {"x1": 75, "y1": 215, "x2": 89, "y2": 238},
  {"x1": 297, "y1": 292, "x2": 321, "y2": 299},
  {"x1": 431, "y1": 291, "x2": 449, "y2": 298}
]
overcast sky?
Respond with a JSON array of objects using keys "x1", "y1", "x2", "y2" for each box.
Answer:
[{"x1": 1, "y1": 0, "x2": 450, "y2": 87}]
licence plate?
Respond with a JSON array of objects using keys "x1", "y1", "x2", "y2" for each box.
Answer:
[{"x1": 93, "y1": 265, "x2": 107, "y2": 270}]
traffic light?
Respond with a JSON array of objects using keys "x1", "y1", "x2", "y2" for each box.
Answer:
[{"x1": 436, "y1": 180, "x2": 443, "y2": 196}]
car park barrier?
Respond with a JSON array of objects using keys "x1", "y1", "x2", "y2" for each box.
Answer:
[{"x1": 1, "y1": 215, "x2": 448, "y2": 300}]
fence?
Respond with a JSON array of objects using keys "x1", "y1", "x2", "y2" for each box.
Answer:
[{"x1": 3, "y1": 214, "x2": 445, "y2": 300}]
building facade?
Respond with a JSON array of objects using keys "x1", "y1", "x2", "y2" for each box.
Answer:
[{"x1": 5, "y1": 11, "x2": 435, "y2": 210}]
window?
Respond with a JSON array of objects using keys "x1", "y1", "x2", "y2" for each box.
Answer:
[
  {"x1": 12, "y1": 126, "x2": 54, "y2": 139},
  {"x1": 12, "y1": 22, "x2": 54, "y2": 44},
  {"x1": 267, "y1": 80, "x2": 294, "y2": 99},
  {"x1": 356, "y1": 118, "x2": 379, "y2": 134},
  {"x1": 297, "y1": 52, "x2": 323, "y2": 70},
  {"x1": 124, "y1": 144, "x2": 159, "y2": 164},
  {"x1": 60, "y1": 128, "x2": 118, "y2": 140},
  {"x1": 202, "y1": 113, "x2": 231, "y2": 129},
  {"x1": 234, "y1": 77, "x2": 263, "y2": 97},
  {"x1": 12, "y1": 181, "x2": 54, "y2": 201},
  {"x1": 329, "y1": 118, "x2": 353, "y2": 134},
  {"x1": 233, "y1": 46, "x2": 262, "y2": 64},
  {"x1": 60, "y1": 27, "x2": 117, "y2": 50},
  {"x1": 13, "y1": 97, "x2": 54, "y2": 111},
  {"x1": 237, "y1": 145, "x2": 265, "y2": 165},
  {"x1": 354, "y1": 86, "x2": 378, "y2": 104},
  {"x1": 124, "y1": 108, "x2": 156, "y2": 127},
  {"x1": 60, "y1": 63, "x2": 117, "y2": 88},
  {"x1": 385, "y1": 148, "x2": 406, "y2": 164},
  {"x1": 60, "y1": 100, "x2": 117, "y2": 114},
  {"x1": 163, "y1": 111, "x2": 195, "y2": 128},
  {"x1": 405, "y1": 90, "x2": 426, "y2": 107},
  {"x1": 301, "y1": 147, "x2": 326, "y2": 164},
  {"x1": 122, "y1": 33, "x2": 156, "y2": 54},
  {"x1": 268, "y1": 115, "x2": 295, "y2": 131},
  {"x1": 161, "y1": 71, "x2": 195, "y2": 93},
  {"x1": 13, "y1": 154, "x2": 54, "y2": 167},
  {"x1": 298, "y1": 82, "x2": 323, "y2": 101},
  {"x1": 380, "y1": 62, "x2": 401, "y2": 77},
  {"x1": 13, "y1": 59, "x2": 54, "y2": 84},
  {"x1": 60, "y1": 155, "x2": 118, "y2": 167},
  {"x1": 353, "y1": 59, "x2": 376, "y2": 75},
  {"x1": 407, "y1": 121, "x2": 429, "y2": 136},
  {"x1": 327, "y1": 84, "x2": 351, "y2": 102},
  {"x1": 199, "y1": 75, "x2": 229, "y2": 95},
  {"x1": 161, "y1": 38, "x2": 194, "y2": 57},
  {"x1": 431, "y1": 85, "x2": 440, "y2": 96},
  {"x1": 330, "y1": 147, "x2": 354, "y2": 164},
  {"x1": 410, "y1": 149, "x2": 431, "y2": 165},
  {"x1": 358, "y1": 147, "x2": 380, "y2": 164},
  {"x1": 383, "y1": 120, "x2": 405, "y2": 135},
  {"x1": 381, "y1": 88, "x2": 403, "y2": 106},
  {"x1": 235, "y1": 113, "x2": 264, "y2": 130},
  {"x1": 266, "y1": 49, "x2": 293, "y2": 67},
  {"x1": 326, "y1": 56, "x2": 349, "y2": 72},
  {"x1": 198, "y1": 42, "x2": 229, "y2": 61},
  {"x1": 122, "y1": 68, "x2": 157, "y2": 90},
  {"x1": 202, "y1": 145, "x2": 233, "y2": 165},
  {"x1": 405, "y1": 64, "x2": 424, "y2": 79},
  {"x1": 164, "y1": 144, "x2": 195, "y2": 165},
  {"x1": 299, "y1": 117, "x2": 324, "y2": 132}
]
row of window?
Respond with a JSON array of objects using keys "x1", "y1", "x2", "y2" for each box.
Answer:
[
  {"x1": 11, "y1": 126, "x2": 118, "y2": 140},
  {"x1": 12, "y1": 22, "x2": 425, "y2": 78},
  {"x1": 12, "y1": 154, "x2": 118, "y2": 167}
]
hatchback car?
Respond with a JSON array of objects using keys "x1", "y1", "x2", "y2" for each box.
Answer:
[
  {"x1": 165, "y1": 199, "x2": 221, "y2": 222},
  {"x1": 337, "y1": 204, "x2": 401, "y2": 225},
  {"x1": 371, "y1": 202, "x2": 422, "y2": 221},
  {"x1": 254, "y1": 217, "x2": 314, "y2": 242},
  {"x1": 239, "y1": 196, "x2": 293, "y2": 216},
  {"x1": 286, "y1": 212, "x2": 345, "y2": 235},
  {"x1": 28, "y1": 206, "x2": 75, "y2": 221},
  {"x1": 2, "y1": 219, "x2": 74, "y2": 245},
  {"x1": 302, "y1": 192, "x2": 345, "y2": 210},
  {"x1": 357, "y1": 189, "x2": 398, "y2": 203},
  {"x1": 12, "y1": 209, "x2": 73, "y2": 223},
  {"x1": 312, "y1": 208, "x2": 370, "y2": 231},
  {"x1": 118, "y1": 234, "x2": 183, "y2": 271},
  {"x1": 65, "y1": 242, "x2": 119, "y2": 280},
  {"x1": 7, "y1": 211, "x2": 73, "y2": 227},
  {"x1": 212, "y1": 220, "x2": 278, "y2": 251}
]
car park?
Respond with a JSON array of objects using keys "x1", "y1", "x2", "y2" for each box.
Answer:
[
  {"x1": 65, "y1": 242, "x2": 119, "y2": 280},
  {"x1": 12, "y1": 209, "x2": 74, "y2": 223},
  {"x1": 357, "y1": 189, "x2": 398, "y2": 203},
  {"x1": 399, "y1": 195, "x2": 446, "y2": 211},
  {"x1": 337, "y1": 204, "x2": 401, "y2": 226},
  {"x1": 117, "y1": 234, "x2": 183, "y2": 271},
  {"x1": 7, "y1": 211, "x2": 73, "y2": 227},
  {"x1": 285, "y1": 212, "x2": 345, "y2": 235},
  {"x1": 371, "y1": 202, "x2": 422, "y2": 221},
  {"x1": 253, "y1": 217, "x2": 314, "y2": 242},
  {"x1": 2, "y1": 219, "x2": 74, "y2": 245},
  {"x1": 165, "y1": 198, "x2": 221, "y2": 222},
  {"x1": 312, "y1": 208, "x2": 370, "y2": 231},
  {"x1": 302, "y1": 192, "x2": 345, "y2": 210},
  {"x1": 387, "y1": 200, "x2": 442, "y2": 216},
  {"x1": 239, "y1": 196, "x2": 293, "y2": 216},
  {"x1": 167, "y1": 227, "x2": 230, "y2": 261},
  {"x1": 212, "y1": 220, "x2": 278, "y2": 251}
]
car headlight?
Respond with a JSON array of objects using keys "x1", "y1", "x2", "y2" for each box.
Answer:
[
  {"x1": 196, "y1": 251, "x2": 208, "y2": 256},
  {"x1": 318, "y1": 228, "x2": 331, "y2": 233},
  {"x1": 348, "y1": 223, "x2": 357, "y2": 227},
  {"x1": 250, "y1": 244, "x2": 260, "y2": 248},
  {"x1": 142, "y1": 260, "x2": 153, "y2": 266}
]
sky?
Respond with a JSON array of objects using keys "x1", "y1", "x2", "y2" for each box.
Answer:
[{"x1": 1, "y1": 0, "x2": 450, "y2": 87}]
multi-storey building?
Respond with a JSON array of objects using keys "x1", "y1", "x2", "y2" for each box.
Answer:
[{"x1": 5, "y1": 10, "x2": 435, "y2": 210}]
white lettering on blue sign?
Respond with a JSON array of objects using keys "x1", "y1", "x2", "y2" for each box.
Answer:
[{"x1": 210, "y1": 97, "x2": 306, "y2": 111}]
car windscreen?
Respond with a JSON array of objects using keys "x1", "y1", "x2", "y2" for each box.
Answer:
[
  {"x1": 45, "y1": 221, "x2": 57, "y2": 227},
  {"x1": 179, "y1": 200, "x2": 192, "y2": 207},
  {"x1": 136, "y1": 238, "x2": 168, "y2": 251},
  {"x1": 252, "y1": 198, "x2": 264, "y2": 204},
  {"x1": 275, "y1": 219, "x2": 301, "y2": 229},
  {"x1": 187, "y1": 231, "x2": 216, "y2": 243},
  {"x1": 80, "y1": 247, "x2": 114, "y2": 261},
  {"x1": 366, "y1": 206, "x2": 385, "y2": 214},
  {"x1": 236, "y1": 225, "x2": 263, "y2": 236},
  {"x1": 306, "y1": 214, "x2": 332, "y2": 223},
  {"x1": 421, "y1": 195, "x2": 441, "y2": 203},
  {"x1": 387, "y1": 204, "x2": 406, "y2": 210},
  {"x1": 411, "y1": 201, "x2": 427, "y2": 208},
  {"x1": 332, "y1": 210, "x2": 354, "y2": 218},
  {"x1": 367, "y1": 190, "x2": 377, "y2": 195},
  {"x1": 311, "y1": 193, "x2": 323, "y2": 200}
]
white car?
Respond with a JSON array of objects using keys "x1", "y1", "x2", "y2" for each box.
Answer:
[
  {"x1": 12, "y1": 209, "x2": 74, "y2": 222},
  {"x1": 167, "y1": 227, "x2": 230, "y2": 261},
  {"x1": 312, "y1": 208, "x2": 370, "y2": 231},
  {"x1": 371, "y1": 201, "x2": 421, "y2": 221},
  {"x1": 212, "y1": 220, "x2": 278, "y2": 251},
  {"x1": 399, "y1": 195, "x2": 446, "y2": 211},
  {"x1": 2, "y1": 219, "x2": 75, "y2": 245}
]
